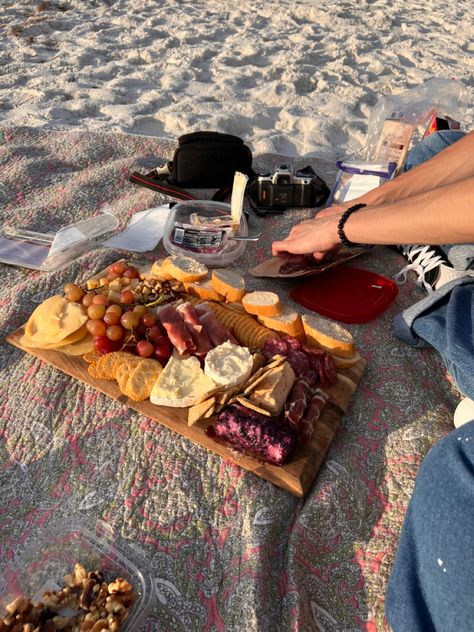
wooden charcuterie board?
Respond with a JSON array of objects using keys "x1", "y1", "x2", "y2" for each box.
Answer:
[{"x1": 7, "y1": 327, "x2": 366, "y2": 497}]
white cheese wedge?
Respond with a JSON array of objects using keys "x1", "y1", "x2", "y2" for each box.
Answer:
[
  {"x1": 204, "y1": 341, "x2": 253, "y2": 388},
  {"x1": 150, "y1": 351, "x2": 216, "y2": 407}
]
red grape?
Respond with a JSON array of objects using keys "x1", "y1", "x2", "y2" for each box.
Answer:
[
  {"x1": 120, "y1": 289, "x2": 135, "y2": 305},
  {"x1": 147, "y1": 325, "x2": 163, "y2": 342},
  {"x1": 121, "y1": 311, "x2": 140, "y2": 330},
  {"x1": 93, "y1": 336, "x2": 121, "y2": 355},
  {"x1": 142, "y1": 312, "x2": 157, "y2": 328},
  {"x1": 92, "y1": 294, "x2": 109, "y2": 306},
  {"x1": 133, "y1": 305, "x2": 148, "y2": 317},
  {"x1": 154, "y1": 341, "x2": 172, "y2": 362},
  {"x1": 103, "y1": 310, "x2": 121, "y2": 326},
  {"x1": 87, "y1": 304, "x2": 106, "y2": 320},
  {"x1": 122, "y1": 266, "x2": 139, "y2": 279},
  {"x1": 109, "y1": 261, "x2": 126, "y2": 275},
  {"x1": 86, "y1": 319, "x2": 107, "y2": 337},
  {"x1": 106, "y1": 325, "x2": 124, "y2": 341},
  {"x1": 82, "y1": 292, "x2": 94, "y2": 307},
  {"x1": 136, "y1": 340, "x2": 154, "y2": 358}
]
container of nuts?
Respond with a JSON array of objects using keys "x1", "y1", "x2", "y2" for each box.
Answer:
[{"x1": 0, "y1": 521, "x2": 154, "y2": 631}]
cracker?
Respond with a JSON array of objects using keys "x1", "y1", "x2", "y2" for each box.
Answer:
[
  {"x1": 124, "y1": 359, "x2": 162, "y2": 402},
  {"x1": 243, "y1": 366, "x2": 279, "y2": 395},
  {"x1": 188, "y1": 397, "x2": 216, "y2": 426},
  {"x1": 93, "y1": 351, "x2": 132, "y2": 380},
  {"x1": 251, "y1": 352, "x2": 266, "y2": 374},
  {"x1": 235, "y1": 396, "x2": 272, "y2": 416},
  {"x1": 109, "y1": 353, "x2": 142, "y2": 379},
  {"x1": 202, "y1": 403, "x2": 216, "y2": 419}
]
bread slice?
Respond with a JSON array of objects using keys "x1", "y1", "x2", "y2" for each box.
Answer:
[
  {"x1": 242, "y1": 291, "x2": 282, "y2": 317},
  {"x1": 162, "y1": 255, "x2": 208, "y2": 283},
  {"x1": 211, "y1": 269, "x2": 246, "y2": 302},
  {"x1": 150, "y1": 258, "x2": 174, "y2": 281},
  {"x1": 302, "y1": 313, "x2": 355, "y2": 358},
  {"x1": 184, "y1": 277, "x2": 223, "y2": 302},
  {"x1": 258, "y1": 305, "x2": 305, "y2": 340},
  {"x1": 331, "y1": 350, "x2": 362, "y2": 369}
]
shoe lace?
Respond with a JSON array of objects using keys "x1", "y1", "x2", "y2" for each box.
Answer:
[{"x1": 393, "y1": 244, "x2": 444, "y2": 293}]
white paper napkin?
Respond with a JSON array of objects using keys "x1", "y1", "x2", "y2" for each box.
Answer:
[{"x1": 102, "y1": 205, "x2": 170, "y2": 252}]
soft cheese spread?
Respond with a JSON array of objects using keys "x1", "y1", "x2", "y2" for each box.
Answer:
[
  {"x1": 150, "y1": 351, "x2": 216, "y2": 407},
  {"x1": 204, "y1": 341, "x2": 253, "y2": 388}
]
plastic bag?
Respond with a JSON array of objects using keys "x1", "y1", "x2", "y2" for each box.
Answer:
[
  {"x1": 365, "y1": 78, "x2": 466, "y2": 169},
  {"x1": 326, "y1": 160, "x2": 397, "y2": 207}
]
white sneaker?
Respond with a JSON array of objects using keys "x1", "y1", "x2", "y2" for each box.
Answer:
[
  {"x1": 453, "y1": 397, "x2": 474, "y2": 429},
  {"x1": 393, "y1": 244, "x2": 467, "y2": 294}
]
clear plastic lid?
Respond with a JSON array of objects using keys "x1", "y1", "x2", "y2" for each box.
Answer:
[
  {"x1": 0, "y1": 520, "x2": 154, "y2": 631},
  {"x1": 162, "y1": 200, "x2": 248, "y2": 266}
]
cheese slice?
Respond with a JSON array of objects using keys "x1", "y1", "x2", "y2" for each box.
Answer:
[{"x1": 150, "y1": 351, "x2": 216, "y2": 407}]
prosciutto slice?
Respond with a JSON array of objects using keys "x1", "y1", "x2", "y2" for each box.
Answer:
[
  {"x1": 176, "y1": 302, "x2": 213, "y2": 355},
  {"x1": 284, "y1": 377, "x2": 311, "y2": 429},
  {"x1": 194, "y1": 304, "x2": 239, "y2": 347},
  {"x1": 298, "y1": 388, "x2": 329, "y2": 443},
  {"x1": 157, "y1": 304, "x2": 196, "y2": 355}
]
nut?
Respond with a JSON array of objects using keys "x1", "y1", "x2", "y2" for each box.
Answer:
[
  {"x1": 5, "y1": 597, "x2": 29, "y2": 614},
  {"x1": 107, "y1": 578, "x2": 132, "y2": 595},
  {"x1": 90, "y1": 620, "x2": 109, "y2": 632}
]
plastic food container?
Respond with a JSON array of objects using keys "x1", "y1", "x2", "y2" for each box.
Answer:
[
  {"x1": 0, "y1": 521, "x2": 154, "y2": 631},
  {"x1": 162, "y1": 200, "x2": 248, "y2": 266}
]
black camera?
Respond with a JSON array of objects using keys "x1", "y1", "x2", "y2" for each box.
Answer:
[{"x1": 255, "y1": 164, "x2": 327, "y2": 210}]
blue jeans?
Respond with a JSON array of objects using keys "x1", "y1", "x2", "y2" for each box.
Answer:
[
  {"x1": 386, "y1": 422, "x2": 474, "y2": 631},
  {"x1": 401, "y1": 130, "x2": 474, "y2": 400},
  {"x1": 386, "y1": 131, "x2": 474, "y2": 630}
]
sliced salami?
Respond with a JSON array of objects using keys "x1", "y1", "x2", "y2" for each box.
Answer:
[
  {"x1": 284, "y1": 377, "x2": 311, "y2": 428},
  {"x1": 262, "y1": 337, "x2": 288, "y2": 359},
  {"x1": 322, "y1": 352, "x2": 337, "y2": 385},
  {"x1": 298, "y1": 388, "x2": 329, "y2": 443},
  {"x1": 282, "y1": 335, "x2": 302, "y2": 352},
  {"x1": 302, "y1": 344, "x2": 326, "y2": 358},
  {"x1": 286, "y1": 350, "x2": 310, "y2": 377}
]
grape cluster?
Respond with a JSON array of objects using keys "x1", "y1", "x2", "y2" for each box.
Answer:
[{"x1": 63, "y1": 262, "x2": 173, "y2": 363}]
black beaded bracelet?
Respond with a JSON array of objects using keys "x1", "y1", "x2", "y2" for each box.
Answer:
[{"x1": 337, "y1": 203, "x2": 367, "y2": 248}]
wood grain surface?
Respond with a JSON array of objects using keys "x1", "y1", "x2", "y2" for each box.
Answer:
[{"x1": 7, "y1": 327, "x2": 366, "y2": 497}]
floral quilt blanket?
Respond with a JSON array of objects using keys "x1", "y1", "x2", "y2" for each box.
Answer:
[{"x1": 0, "y1": 127, "x2": 458, "y2": 631}]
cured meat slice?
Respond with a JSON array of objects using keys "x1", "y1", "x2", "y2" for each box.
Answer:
[
  {"x1": 322, "y1": 352, "x2": 337, "y2": 385},
  {"x1": 286, "y1": 350, "x2": 310, "y2": 377},
  {"x1": 284, "y1": 377, "x2": 311, "y2": 428},
  {"x1": 157, "y1": 304, "x2": 196, "y2": 355},
  {"x1": 214, "y1": 403, "x2": 296, "y2": 466},
  {"x1": 298, "y1": 388, "x2": 329, "y2": 443},
  {"x1": 194, "y1": 304, "x2": 239, "y2": 347},
  {"x1": 302, "y1": 343, "x2": 326, "y2": 358},
  {"x1": 176, "y1": 302, "x2": 213, "y2": 355},
  {"x1": 281, "y1": 335, "x2": 302, "y2": 352},
  {"x1": 262, "y1": 337, "x2": 288, "y2": 359}
]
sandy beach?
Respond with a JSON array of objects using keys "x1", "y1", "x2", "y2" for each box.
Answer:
[{"x1": 1, "y1": 0, "x2": 473, "y2": 162}]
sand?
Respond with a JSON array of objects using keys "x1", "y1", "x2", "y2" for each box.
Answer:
[{"x1": 1, "y1": 0, "x2": 473, "y2": 161}]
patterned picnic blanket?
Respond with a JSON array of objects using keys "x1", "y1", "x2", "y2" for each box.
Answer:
[{"x1": 0, "y1": 127, "x2": 460, "y2": 631}]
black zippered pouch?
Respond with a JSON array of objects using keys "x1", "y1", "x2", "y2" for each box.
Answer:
[{"x1": 130, "y1": 131, "x2": 254, "y2": 198}]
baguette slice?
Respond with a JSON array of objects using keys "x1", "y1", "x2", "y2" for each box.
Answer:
[
  {"x1": 162, "y1": 255, "x2": 208, "y2": 283},
  {"x1": 184, "y1": 277, "x2": 223, "y2": 302},
  {"x1": 242, "y1": 291, "x2": 282, "y2": 317},
  {"x1": 258, "y1": 305, "x2": 305, "y2": 340},
  {"x1": 302, "y1": 313, "x2": 355, "y2": 358},
  {"x1": 150, "y1": 258, "x2": 174, "y2": 281},
  {"x1": 211, "y1": 269, "x2": 246, "y2": 302}
]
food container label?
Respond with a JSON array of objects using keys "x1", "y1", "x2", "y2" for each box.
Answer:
[{"x1": 171, "y1": 225, "x2": 226, "y2": 253}]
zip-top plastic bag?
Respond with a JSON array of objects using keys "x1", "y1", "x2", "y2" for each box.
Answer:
[
  {"x1": 326, "y1": 160, "x2": 397, "y2": 207},
  {"x1": 365, "y1": 78, "x2": 466, "y2": 171}
]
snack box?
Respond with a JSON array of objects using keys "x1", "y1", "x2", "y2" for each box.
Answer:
[
  {"x1": 0, "y1": 521, "x2": 154, "y2": 631},
  {"x1": 163, "y1": 200, "x2": 248, "y2": 266}
]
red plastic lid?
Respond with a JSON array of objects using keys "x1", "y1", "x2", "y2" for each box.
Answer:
[{"x1": 289, "y1": 266, "x2": 399, "y2": 323}]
